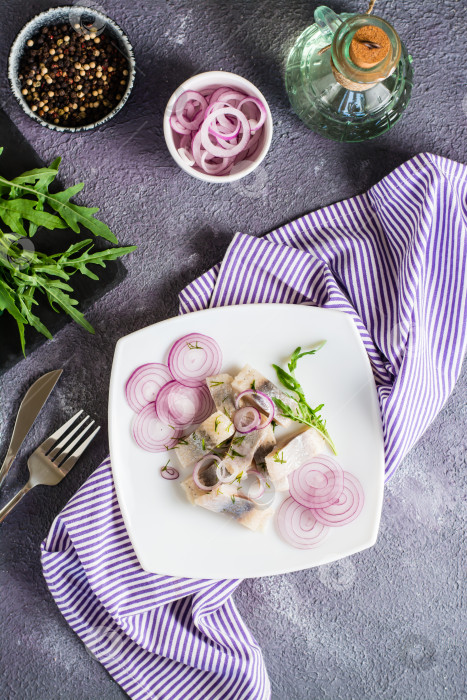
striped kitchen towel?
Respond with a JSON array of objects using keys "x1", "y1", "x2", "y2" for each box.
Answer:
[
  {"x1": 42, "y1": 152, "x2": 466, "y2": 700},
  {"x1": 181, "y1": 152, "x2": 467, "y2": 481}
]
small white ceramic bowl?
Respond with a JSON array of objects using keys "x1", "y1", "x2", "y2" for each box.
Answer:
[
  {"x1": 163, "y1": 71, "x2": 273, "y2": 183},
  {"x1": 8, "y1": 6, "x2": 135, "y2": 132}
]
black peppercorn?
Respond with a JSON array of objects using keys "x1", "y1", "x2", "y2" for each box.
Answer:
[{"x1": 18, "y1": 21, "x2": 130, "y2": 127}]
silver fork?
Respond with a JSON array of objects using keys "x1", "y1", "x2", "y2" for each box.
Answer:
[{"x1": 0, "y1": 410, "x2": 100, "y2": 524}]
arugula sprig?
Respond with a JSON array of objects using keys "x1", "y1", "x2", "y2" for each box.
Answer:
[
  {"x1": 272, "y1": 343, "x2": 336, "y2": 454},
  {"x1": 0, "y1": 149, "x2": 136, "y2": 353}
]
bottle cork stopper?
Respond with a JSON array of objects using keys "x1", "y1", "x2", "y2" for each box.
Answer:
[{"x1": 349, "y1": 25, "x2": 390, "y2": 68}]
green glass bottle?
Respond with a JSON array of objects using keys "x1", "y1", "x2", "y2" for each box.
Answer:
[{"x1": 285, "y1": 5, "x2": 413, "y2": 142}]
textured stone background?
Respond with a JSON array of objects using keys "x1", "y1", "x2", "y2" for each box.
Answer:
[{"x1": 0, "y1": 1, "x2": 466, "y2": 699}]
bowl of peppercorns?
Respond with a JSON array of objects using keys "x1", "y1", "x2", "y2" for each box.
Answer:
[{"x1": 8, "y1": 6, "x2": 135, "y2": 131}]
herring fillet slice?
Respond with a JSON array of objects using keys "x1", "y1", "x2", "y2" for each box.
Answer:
[
  {"x1": 194, "y1": 483, "x2": 274, "y2": 532},
  {"x1": 176, "y1": 411, "x2": 234, "y2": 469},
  {"x1": 218, "y1": 426, "x2": 269, "y2": 475},
  {"x1": 253, "y1": 424, "x2": 276, "y2": 470},
  {"x1": 206, "y1": 373, "x2": 236, "y2": 416},
  {"x1": 265, "y1": 427, "x2": 328, "y2": 491},
  {"x1": 232, "y1": 364, "x2": 298, "y2": 427}
]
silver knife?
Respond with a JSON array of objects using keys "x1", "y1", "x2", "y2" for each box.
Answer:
[{"x1": 0, "y1": 369, "x2": 63, "y2": 489}]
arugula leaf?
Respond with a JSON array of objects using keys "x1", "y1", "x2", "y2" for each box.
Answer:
[
  {"x1": 0, "y1": 149, "x2": 137, "y2": 354},
  {"x1": 272, "y1": 344, "x2": 336, "y2": 454}
]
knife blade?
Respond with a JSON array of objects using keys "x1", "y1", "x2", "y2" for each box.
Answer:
[{"x1": 0, "y1": 369, "x2": 63, "y2": 488}]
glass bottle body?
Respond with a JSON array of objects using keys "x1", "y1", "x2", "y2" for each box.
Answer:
[{"x1": 285, "y1": 8, "x2": 413, "y2": 142}]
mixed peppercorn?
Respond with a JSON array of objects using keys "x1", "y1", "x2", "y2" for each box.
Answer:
[{"x1": 18, "y1": 22, "x2": 130, "y2": 128}]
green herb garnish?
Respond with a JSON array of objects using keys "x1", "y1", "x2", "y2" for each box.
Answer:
[
  {"x1": 210, "y1": 380, "x2": 224, "y2": 387},
  {"x1": 232, "y1": 435, "x2": 246, "y2": 445},
  {"x1": 273, "y1": 451, "x2": 286, "y2": 464},
  {"x1": 230, "y1": 471, "x2": 243, "y2": 485},
  {"x1": 227, "y1": 448, "x2": 243, "y2": 459},
  {"x1": 0, "y1": 150, "x2": 136, "y2": 354},
  {"x1": 214, "y1": 417, "x2": 221, "y2": 433},
  {"x1": 230, "y1": 494, "x2": 236, "y2": 504},
  {"x1": 201, "y1": 438, "x2": 206, "y2": 450},
  {"x1": 187, "y1": 341, "x2": 202, "y2": 349},
  {"x1": 251, "y1": 379, "x2": 256, "y2": 390},
  {"x1": 272, "y1": 343, "x2": 336, "y2": 453}
]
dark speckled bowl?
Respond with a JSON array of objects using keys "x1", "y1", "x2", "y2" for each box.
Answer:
[{"x1": 8, "y1": 6, "x2": 135, "y2": 132}]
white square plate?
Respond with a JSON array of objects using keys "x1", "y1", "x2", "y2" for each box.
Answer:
[{"x1": 109, "y1": 304, "x2": 384, "y2": 579}]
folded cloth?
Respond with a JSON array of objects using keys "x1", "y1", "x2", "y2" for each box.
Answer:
[
  {"x1": 180, "y1": 152, "x2": 467, "y2": 481},
  {"x1": 42, "y1": 153, "x2": 466, "y2": 700},
  {"x1": 42, "y1": 458, "x2": 269, "y2": 700}
]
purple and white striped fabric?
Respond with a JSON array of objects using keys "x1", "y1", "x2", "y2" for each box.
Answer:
[
  {"x1": 181, "y1": 152, "x2": 467, "y2": 481},
  {"x1": 41, "y1": 457, "x2": 269, "y2": 700},
  {"x1": 42, "y1": 152, "x2": 466, "y2": 700}
]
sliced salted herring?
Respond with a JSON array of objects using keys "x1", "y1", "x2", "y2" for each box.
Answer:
[
  {"x1": 194, "y1": 483, "x2": 274, "y2": 532},
  {"x1": 265, "y1": 427, "x2": 327, "y2": 491},
  {"x1": 176, "y1": 411, "x2": 234, "y2": 469},
  {"x1": 206, "y1": 373, "x2": 236, "y2": 417},
  {"x1": 253, "y1": 423, "x2": 276, "y2": 470},
  {"x1": 217, "y1": 425, "x2": 270, "y2": 476},
  {"x1": 232, "y1": 364, "x2": 298, "y2": 427}
]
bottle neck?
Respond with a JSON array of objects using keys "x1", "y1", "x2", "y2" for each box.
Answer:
[{"x1": 331, "y1": 15, "x2": 401, "y2": 90}]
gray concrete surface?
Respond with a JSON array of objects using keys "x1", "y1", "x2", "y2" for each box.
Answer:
[{"x1": 0, "y1": 1, "x2": 465, "y2": 699}]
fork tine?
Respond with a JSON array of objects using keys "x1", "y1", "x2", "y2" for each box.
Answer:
[
  {"x1": 39, "y1": 410, "x2": 84, "y2": 453},
  {"x1": 47, "y1": 416, "x2": 92, "y2": 460},
  {"x1": 53, "y1": 420, "x2": 95, "y2": 468},
  {"x1": 58, "y1": 426, "x2": 101, "y2": 475}
]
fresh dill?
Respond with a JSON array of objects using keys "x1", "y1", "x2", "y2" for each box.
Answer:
[
  {"x1": 272, "y1": 343, "x2": 336, "y2": 453},
  {"x1": 161, "y1": 459, "x2": 170, "y2": 472},
  {"x1": 214, "y1": 417, "x2": 221, "y2": 433},
  {"x1": 187, "y1": 341, "x2": 202, "y2": 350},
  {"x1": 230, "y1": 471, "x2": 243, "y2": 485},
  {"x1": 210, "y1": 380, "x2": 224, "y2": 387},
  {"x1": 230, "y1": 494, "x2": 236, "y2": 504},
  {"x1": 232, "y1": 435, "x2": 246, "y2": 445},
  {"x1": 273, "y1": 451, "x2": 286, "y2": 464},
  {"x1": 177, "y1": 438, "x2": 189, "y2": 446},
  {"x1": 227, "y1": 448, "x2": 243, "y2": 459},
  {"x1": 251, "y1": 379, "x2": 256, "y2": 390},
  {"x1": 201, "y1": 437, "x2": 206, "y2": 450}
]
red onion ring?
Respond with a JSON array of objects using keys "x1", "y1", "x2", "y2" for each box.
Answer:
[
  {"x1": 235, "y1": 389, "x2": 275, "y2": 426},
  {"x1": 168, "y1": 333, "x2": 222, "y2": 388},
  {"x1": 289, "y1": 455, "x2": 344, "y2": 510},
  {"x1": 177, "y1": 147, "x2": 195, "y2": 166},
  {"x1": 232, "y1": 406, "x2": 262, "y2": 433},
  {"x1": 312, "y1": 472, "x2": 364, "y2": 527},
  {"x1": 155, "y1": 381, "x2": 214, "y2": 429},
  {"x1": 161, "y1": 465, "x2": 179, "y2": 480},
  {"x1": 170, "y1": 114, "x2": 191, "y2": 135},
  {"x1": 193, "y1": 455, "x2": 221, "y2": 491},
  {"x1": 208, "y1": 120, "x2": 241, "y2": 140},
  {"x1": 170, "y1": 86, "x2": 267, "y2": 177},
  {"x1": 174, "y1": 90, "x2": 208, "y2": 131},
  {"x1": 132, "y1": 403, "x2": 182, "y2": 453},
  {"x1": 125, "y1": 363, "x2": 173, "y2": 413},
  {"x1": 241, "y1": 469, "x2": 265, "y2": 499},
  {"x1": 237, "y1": 96, "x2": 267, "y2": 132},
  {"x1": 216, "y1": 461, "x2": 237, "y2": 483},
  {"x1": 201, "y1": 108, "x2": 251, "y2": 158},
  {"x1": 277, "y1": 497, "x2": 329, "y2": 549},
  {"x1": 200, "y1": 151, "x2": 234, "y2": 175}
]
